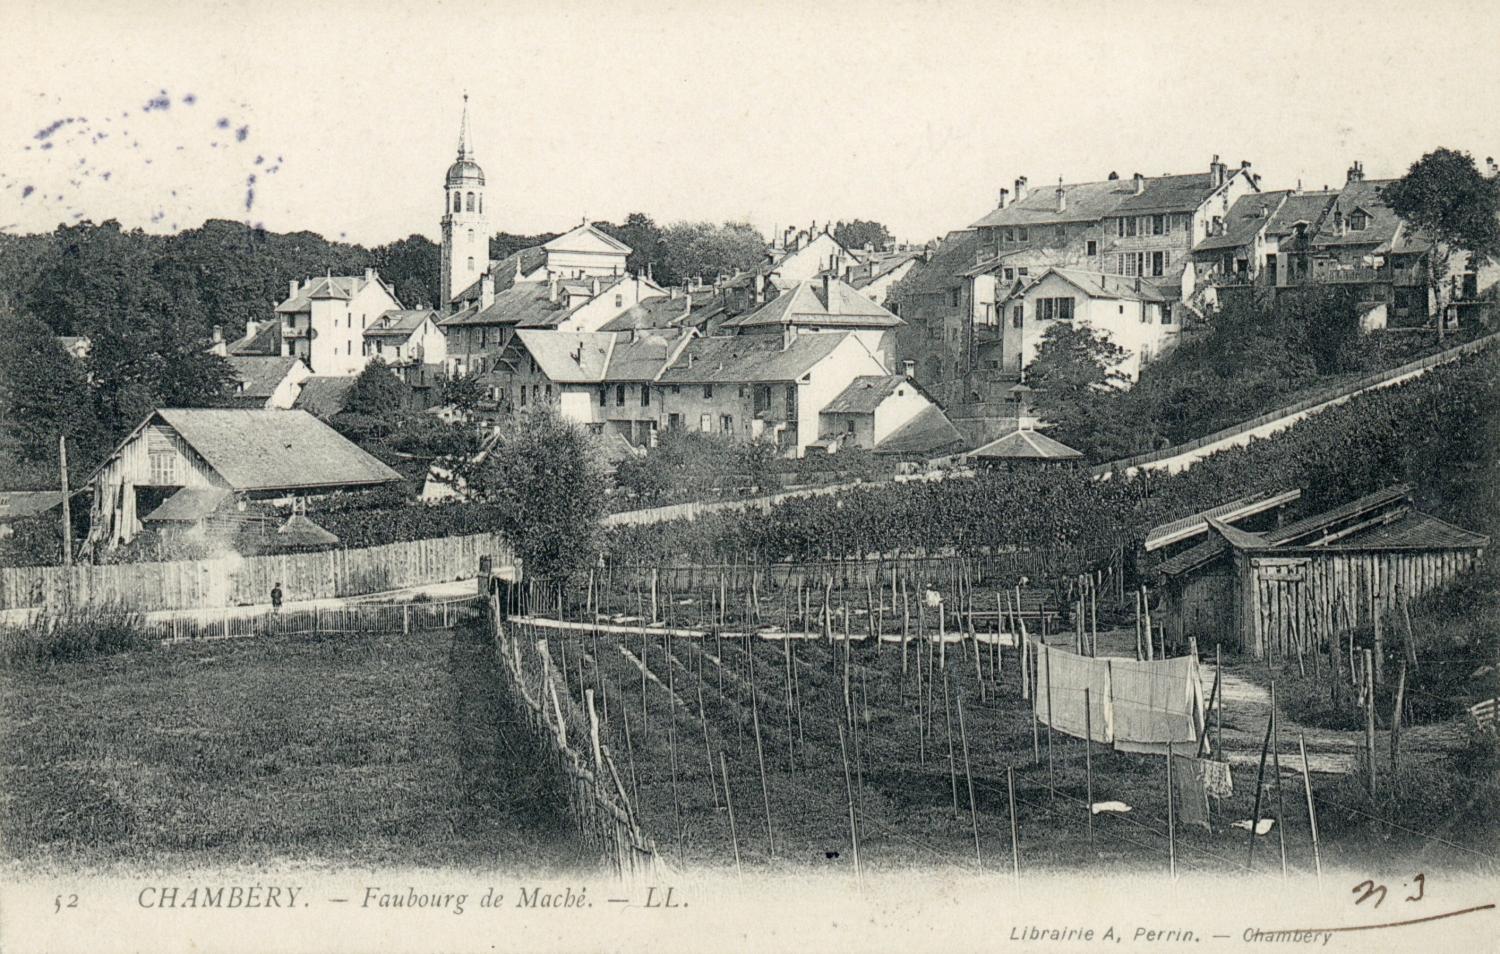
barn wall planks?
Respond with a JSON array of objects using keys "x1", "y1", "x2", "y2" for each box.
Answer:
[
  {"x1": 1240, "y1": 548, "x2": 1481, "y2": 659},
  {"x1": 0, "y1": 532, "x2": 513, "y2": 612}
]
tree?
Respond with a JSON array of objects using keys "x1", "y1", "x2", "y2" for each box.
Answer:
[
  {"x1": 659, "y1": 221, "x2": 765, "y2": 286},
  {"x1": 491, "y1": 230, "x2": 560, "y2": 262},
  {"x1": 833, "y1": 219, "x2": 893, "y2": 252},
  {"x1": 596, "y1": 212, "x2": 665, "y2": 278},
  {"x1": 1381, "y1": 148, "x2": 1500, "y2": 332},
  {"x1": 332, "y1": 359, "x2": 410, "y2": 443},
  {"x1": 437, "y1": 369, "x2": 486, "y2": 413},
  {"x1": 1025, "y1": 323, "x2": 1131, "y2": 460},
  {"x1": 0, "y1": 308, "x2": 105, "y2": 467},
  {"x1": 463, "y1": 407, "x2": 606, "y2": 580},
  {"x1": 372, "y1": 234, "x2": 441, "y2": 308}
]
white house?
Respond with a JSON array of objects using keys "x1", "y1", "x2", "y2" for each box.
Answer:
[
  {"x1": 363, "y1": 308, "x2": 447, "y2": 365},
  {"x1": 225, "y1": 355, "x2": 312, "y2": 409},
  {"x1": 275, "y1": 269, "x2": 405, "y2": 376},
  {"x1": 720, "y1": 275, "x2": 906, "y2": 372},
  {"x1": 999, "y1": 267, "x2": 1180, "y2": 382},
  {"x1": 767, "y1": 229, "x2": 852, "y2": 287},
  {"x1": 817, "y1": 373, "x2": 961, "y2": 457}
]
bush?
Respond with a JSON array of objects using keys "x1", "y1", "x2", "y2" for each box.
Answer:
[{"x1": 0, "y1": 607, "x2": 153, "y2": 669}]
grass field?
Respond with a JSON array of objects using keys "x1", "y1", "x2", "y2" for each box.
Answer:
[
  {"x1": 0, "y1": 622, "x2": 586, "y2": 874},
  {"x1": 531, "y1": 616, "x2": 1499, "y2": 877}
]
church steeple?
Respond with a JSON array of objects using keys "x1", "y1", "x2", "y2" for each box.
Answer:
[{"x1": 440, "y1": 95, "x2": 488, "y2": 310}]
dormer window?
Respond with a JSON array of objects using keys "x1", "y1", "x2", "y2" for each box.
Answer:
[{"x1": 1349, "y1": 210, "x2": 1369, "y2": 232}]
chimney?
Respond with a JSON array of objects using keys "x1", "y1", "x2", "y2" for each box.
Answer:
[
  {"x1": 996, "y1": 187, "x2": 1010, "y2": 209},
  {"x1": 902, "y1": 359, "x2": 915, "y2": 379},
  {"x1": 1013, "y1": 176, "x2": 1029, "y2": 202},
  {"x1": 670, "y1": 286, "x2": 679, "y2": 300},
  {"x1": 480, "y1": 271, "x2": 495, "y2": 309},
  {"x1": 244, "y1": 319, "x2": 259, "y2": 339},
  {"x1": 549, "y1": 275, "x2": 559, "y2": 303},
  {"x1": 591, "y1": 276, "x2": 600, "y2": 296},
  {"x1": 1210, "y1": 154, "x2": 1225, "y2": 187},
  {"x1": 211, "y1": 325, "x2": 223, "y2": 343},
  {"x1": 1346, "y1": 159, "x2": 1364, "y2": 183},
  {"x1": 781, "y1": 324, "x2": 795, "y2": 351},
  {"x1": 753, "y1": 272, "x2": 766, "y2": 304},
  {"x1": 1055, "y1": 178, "x2": 1066, "y2": 213},
  {"x1": 1132, "y1": 172, "x2": 1145, "y2": 195},
  {"x1": 364, "y1": 267, "x2": 377, "y2": 283},
  {"x1": 822, "y1": 273, "x2": 839, "y2": 314},
  {"x1": 288, "y1": 279, "x2": 298, "y2": 299},
  {"x1": 1107, "y1": 171, "x2": 1119, "y2": 180}
]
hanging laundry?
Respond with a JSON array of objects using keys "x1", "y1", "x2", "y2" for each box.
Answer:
[
  {"x1": 1033, "y1": 641, "x2": 1114, "y2": 743},
  {"x1": 1109, "y1": 654, "x2": 1206, "y2": 756},
  {"x1": 1233, "y1": 818, "x2": 1276, "y2": 836},
  {"x1": 1202, "y1": 758, "x2": 1234, "y2": 799},
  {"x1": 1173, "y1": 755, "x2": 1211, "y2": 830},
  {"x1": 1091, "y1": 801, "x2": 1132, "y2": 814}
]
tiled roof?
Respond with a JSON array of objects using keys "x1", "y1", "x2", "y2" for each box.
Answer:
[
  {"x1": 971, "y1": 179, "x2": 1136, "y2": 228},
  {"x1": 450, "y1": 246, "x2": 548, "y2": 304},
  {"x1": 723, "y1": 278, "x2": 904, "y2": 330},
  {"x1": 228, "y1": 321, "x2": 281, "y2": 357},
  {"x1": 1144, "y1": 489, "x2": 1302, "y2": 552},
  {"x1": 292, "y1": 376, "x2": 356, "y2": 419},
  {"x1": 440, "y1": 282, "x2": 572, "y2": 328},
  {"x1": 1112, "y1": 172, "x2": 1222, "y2": 214},
  {"x1": 364, "y1": 309, "x2": 436, "y2": 337},
  {"x1": 1264, "y1": 484, "x2": 1412, "y2": 546},
  {"x1": 1194, "y1": 191, "x2": 1290, "y2": 252},
  {"x1": 597, "y1": 297, "x2": 694, "y2": 332},
  {"x1": 898, "y1": 231, "x2": 978, "y2": 295},
  {"x1": 1265, "y1": 191, "x2": 1338, "y2": 236},
  {"x1": 150, "y1": 409, "x2": 401, "y2": 492},
  {"x1": 606, "y1": 331, "x2": 691, "y2": 382},
  {"x1": 874, "y1": 404, "x2": 966, "y2": 457},
  {"x1": 823, "y1": 375, "x2": 907, "y2": 414},
  {"x1": 658, "y1": 333, "x2": 850, "y2": 384},
  {"x1": 276, "y1": 275, "x2": 364, "y2": 313},
  {"x1": 1026, "y1": 267, "x2": 1168, "y2": 302},
  {"x1": 512, "y1": 330, "x2": 616, "y2": 384},
  {"x1": 1312, "y1": 179, "x2": 1423, "y2": 252},
  {"x1": 226, "y1": 355, "x2": 303, "y2": 399},
  {"x1": 0, "y1": 490, "x2": 63, "y2": 519},
  {"x1": 970, "y1": 427, "x2": 1084, "y2": 461}
]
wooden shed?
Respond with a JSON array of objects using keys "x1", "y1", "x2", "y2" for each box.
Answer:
[{"x1": 1155, "y1": 485, "x2": 1488, "y2": 658}]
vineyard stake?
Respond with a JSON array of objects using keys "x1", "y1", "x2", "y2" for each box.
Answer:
[
  {"x1": 1390, "y1": 660, "x2": 1408, "y2": 782},
  {"x1": 1247, "y1": 707, "x2": 1274, "y2": 869},
  {"x1": 623, "y1": 708, "x2": 642, "y2": 812},
  {"x1": 1299, "y1": 733, "x2": 1323, "y2": 884},
  {"x1": 751, "y1": 678, "x2": 775, "y2": 857},
  {"x1": 666, "y1": 632, "x2": 683, "y2": 852},
  {"x1": 1007, "y1": 765, "x2": 1020, "y2": 885},
  {"x1": 719, "y1": 751, "x2": 741, "y2": 878},
  {"x1": 837, "y1": 722, "x2": 862, "y2": 887},
  {"x1": 695, "y1": 666, "x2": 719, "y2": 809},
  {"x1": 943, "y1": 668, "x2": 959, "y2": 816},
  {"x1": 783, "y1": 623, "x2": 795, "y2": 774},
  {"x1": 957, "y1": 688, "x2": 982, "y2": 869},
  {"x1": 1084, "y1": 686, "x2": 1094, "y2": 854},
  {"x1": 1166, "y1": 740, "x2": 1176, "y2": 881},
  {"x1": 1364, "y1": 649, "x2": 1377, "y2": 794},
  {"x1": 1044, "y1": 641, "x2": 1055, "y2": 799},
  {"x1": 640, "y1": 629, "x2": 649, "y2": 735},
  {"x1": 1271, "y1": 681, "x2": 1287, "y2": 880}
]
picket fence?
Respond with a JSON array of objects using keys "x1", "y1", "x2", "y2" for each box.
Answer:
[
  {"x1": 0, "y1": 532, "x2": 513, "y2": 613},
  {"x1": 488, "y1": 592, "x2": 664, "y2": 880}
]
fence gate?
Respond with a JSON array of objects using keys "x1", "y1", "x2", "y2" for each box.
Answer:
[{"x1": 1251, "y1": 557, "x2": 1310, "y2": 660}]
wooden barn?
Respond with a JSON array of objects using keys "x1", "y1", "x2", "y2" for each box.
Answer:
[
  {"x1": 82, "y1": 408, "x2": 400, "y2": 554},
  {"x1": 1154, "y1": 485, "x2": 1489, "y2": 658}
]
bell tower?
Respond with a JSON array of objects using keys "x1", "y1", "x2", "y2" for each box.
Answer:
[{"x1": 440, "y1": 94, "x2": 488, "y2": 309}]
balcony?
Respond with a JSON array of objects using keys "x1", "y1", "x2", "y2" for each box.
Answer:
[{"x1": 282, "y1": 324, "x2": 312, "y2": 339}]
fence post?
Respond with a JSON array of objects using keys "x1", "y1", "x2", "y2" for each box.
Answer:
[{"x1": 719, "y1": 751, "x2": 742, "y2": 879}]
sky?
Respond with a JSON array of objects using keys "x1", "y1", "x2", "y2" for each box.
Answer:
[{"x1": 1, "y1": 0, "x2": 1497, "y2": 248}]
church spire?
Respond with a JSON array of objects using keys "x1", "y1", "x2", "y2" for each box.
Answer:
[{"x1": 456, "y1": 92, "x2": 473, "y2": 161}]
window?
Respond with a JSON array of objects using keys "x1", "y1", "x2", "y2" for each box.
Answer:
[
  {"x1": 1003, "y1": 267, "x2": 1015, "y2": 281},
  {"x1": 616, "y1": 384, "x2": 626, "y2": 406},
  {"x1": 478, "y1": 195, "x2": 483, "y2": 214},
  {"x1": 1086, "y1": 240, "x2": 1097, "y2": 256},
  {"x1": 671, "y1": 385, "x2": 681, "y2": 395},
  {"x1": 700, "y1": 414, "x2": 712, "y2": 432},
  {"x1": 1011, "y1": 304, "x2": 1023, "y2": 328},
  {"x1": 453, "y1": 193, "x2": 462, "y2": 213},
  {"x1": 703, "y1": 384, "x2": 713, "y2": 399},
  {"x1": 545, "y1": 384, "x2": 552, "y2": 400},
  {"x1": 1054, "y1": 225, "x2": 1066, "y2": 243},
  {"x1": 950, "y1": 288, "x2": 961, "y2": 307},
  {"x1": 1117, "y1": 218, "x2": 1125, "y2": 238},
  {"x1": 615, "y1": 293, "x2": 623, "y2": 307},
  {"x1": 1003, "y1": 228, "x2": 1014, "y2": 243},
  {"x1": 520, "y1": 385, "x2": 528, "y2": 406},
  {"x1": 466, "y1": 256, "x2": 474, "y2": 271},
  {"x1": 1125, "y1": 217, "x2": 1138, "y2": 237},
  {"x1": 467, "y1": 229, "x2": 474, "y2": 242},
  {"x1": 465, "y1": 192, "x2": 475, "y2": 212},
  {"x1": 1037, "y1": 297, "x2": 1075, "y2": 321},
  {"x1": 640, "y1": 386, "x2": 650, "y2": 407},
  {"x1": 1350, "y1": 210, "x2": 1369, "y2": 231},
  {"x1": 1017, "y1": 227, "x2": 1029, "y2": 242},
  {"x1": 1152, "y1": 214, "x2": 1165, "y2": 236},
  {"x1": 149, "y1": 451, "x2": 175, "y2": 485},
  {"x1": 720, "y1": 414, "x2": 733, "y2": 433},
  {"x1": 846, "y1": 419, "x2": 856, "y2": 435},
  {"x1": 1161, "y1": 304, "x2": 1174, "y2": 325},
  {"x1": 668, "y1": 413, "x2": 682, "y2": 429},
  {"x1": 1151, "y1": 250, "x2": 1165, "y2": 277},
  {"x1": 598, "y1": 385, "x2": 608, "y2": 406}
]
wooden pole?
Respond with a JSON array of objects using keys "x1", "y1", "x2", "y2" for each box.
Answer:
[
  {"x1": 1271, "y1": 681, "x2": 1287, "y2": 880},
  {"x1": 1044, "y1": 641, "x2": 1055, "y2": 799},
  {"x1": 943, "y1": 668, "x2": 959, "y2": 815},
  {"x1": 695, "y1": 664, "x2": 719, "y2": 809},
  {"x1": 623, "y1": 709, "x2": 642, "y2": 812},
  {"x1": 1247, "y1": 709, "x2": 1274, "y2": 869},
  {"x1": 837, "y1": 721, "x2": 862, "y2": 886},
  {"x1": 1007, "y1": 765, "x2": 1020, "y2": 885},
  {"x1": 1390, "y1": 660, "x2": 1408, "y2": 782},
  {"x1": 751, "y1": 678, "x2": 775, "y2": 857},
  {"x1": 1166, "y1": 740, "x2": 1177, "y2": 880},
  {"x1": 957, "y1": 688, "x2": 982, "y2": 869},
  {"x1": 1084, "y1": 686, "x2": 1094, "y2": 854},
  {"x1": 57, "y1": 435, "x2": 72, "y2": 566},
  {"x1": 719, "y1": 751, "x2": 741, "y2": 877},
  {"x1": 1135, "y1": 589, "x2": 1143, "y2": 661},
  {"x1": 1364, "y1": 649, "x2": 1378, "y2": 794},
  {"x1": 1298, "y1": 733, "x2": 1323, "y2": 884}
]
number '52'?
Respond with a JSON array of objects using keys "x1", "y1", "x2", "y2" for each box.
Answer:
[{"x1": 54, "y1": 894, "x2": 78, "y2": 913}]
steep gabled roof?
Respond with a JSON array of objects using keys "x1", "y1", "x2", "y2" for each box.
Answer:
[
  {"x1": 658, "y1": 333, "x2": 851, "y2": 384},
  {"x1": 971, "y1": 179, "x2": 1135, "y2": 228},
  {"x1": 1194, "y1": 191, "x2": 1290, "y2": 252},
  {"x1": 292, "y1": 376, "x2": 356, "y2": 419},
  {"x1": 228, "y1": 321, "x2": 281, "y2": 357},
  {"x1": 364, "y1": 309, "x2": 437, "y2": 337},
  {"x1": 1265, "y1": 191, "x2": 1339, "y2": 237},
  {"x1": 822, "y1": 375, "x2": 908, "y2": 414},
  {"x1": 1312, "y1": 179, "x2": 1426, "y2": 253},
  {"x1": 512, "y1": 330, "x2": 616, "y2": 384},
  {"x1": 276, "y1": 275, "x2": 364, "y2": 313},
  {"x1": 1020, "y1": 267, "x2": 1167, "y2": 303},
  {"x1": 874, "y1": 404, "x2": 966, "y2": 457},
  {"x1": 440, "y1": 281, "x2": 572, "y2": 328},
  {"x1": 143, "y1": 486, "x2": 233, "y2": 524},
  {"x1": 597, "y1": 296, "x2": 695, "y2": 332},
  {"x1": 144, "y1": 409, "x2": 401, "y2": 492},
  {"x1": 226, "y1": 355, "x2": 304, "y2": 399},
  {"x1": 723, "y1": 278, "x2": 904, "y2": 330},
  {"x1": 1113, "y1": 172, "x2": 1227, "y2": 214},
  {"x1": 543, "y1": 222, "x2": 632, "y2": 255}
]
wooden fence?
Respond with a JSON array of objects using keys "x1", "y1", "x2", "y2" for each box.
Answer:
[
  {"x1": 147, "y1": 595, "x2": 479, "y2": 644},
  {"x1": 487, "y1": 592, "x2": 664, "y2": 880},
  {"x1": 0, "y1": 532, "x2": 513, "y2": 613}
]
